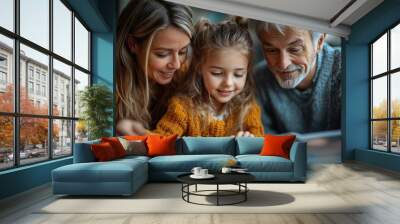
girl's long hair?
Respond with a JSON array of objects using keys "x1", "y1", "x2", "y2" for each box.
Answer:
[
  {"x1": 178, "y1": 17, "x2": 256, "y2": 132},
  {"x1": 116, "y1": 0, "x2": 193, "y2": 128}
]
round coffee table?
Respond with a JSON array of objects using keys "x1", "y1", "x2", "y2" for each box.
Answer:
[{"x1": 177, "y1": 172, "x2": 255, "y2": 206}]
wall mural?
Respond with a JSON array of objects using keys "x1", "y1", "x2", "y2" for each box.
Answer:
[{"x1": 115, "y1": 0, "x2": 342, "y2": 137}]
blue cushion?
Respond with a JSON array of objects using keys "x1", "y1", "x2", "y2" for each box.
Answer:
[
  {"x1": 148, "y1": 154, "x2": 235, "y2": 172},
  {"x1": 180, "y1": 137, "x2": 235, "y2": 155},
  {"x1": 235, "y1": 137, "x2": 264, "y2": 155},
  {"x1": 236, "y1": 155, "x2": 293, "y2": 172}
]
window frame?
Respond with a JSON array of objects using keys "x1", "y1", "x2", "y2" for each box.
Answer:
[
  {"x1": 0, "y1": 0, "x2": 92, "y2": 171},
  {"x1": 370, "y1": 19, "x2": 400, "y2": 154}
]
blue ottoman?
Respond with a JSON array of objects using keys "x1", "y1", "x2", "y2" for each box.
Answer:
[{"x1": 52, "y1": 156, "x2": 148, "y2": 196}]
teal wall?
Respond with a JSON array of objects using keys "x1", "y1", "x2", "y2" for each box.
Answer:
[
  {"x1": 0, "y1": 0, "x2": 116, "y2": 200},
  {"x1": 344, "y1": 0, "x2": 400, "y2": 171}
]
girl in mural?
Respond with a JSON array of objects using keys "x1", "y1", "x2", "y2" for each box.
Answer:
[
  {"x1": 116, "y1": 0, "x2": 193, "y2": 135},
  {"x1": 152, "y1": 17, "x2": 264, "y2": 137}
]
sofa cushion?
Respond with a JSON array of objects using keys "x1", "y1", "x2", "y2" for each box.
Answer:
[
  {"x1": 260, "y1": 134, "x2": 296, "y2": 159},
  {"x1": 180, "y1": 137, "x2": 235, "y2": 155},
  {"x1": 236, "y1": 155, "x2": 293, "y2": 172},
  {"x1": 148, "y1": 154, "x2": 235, "y2": 172},
  {"x1": 52, "y1": 158, "x2": 147, "y2": 183},
  {"x1": 91, "y1": 142, "x2": 118, "y2": 161},
  {"x1": 235, "y1": 137, "x2": 264, "y2": 155},
  {"x1": 146, "y1": 135, "x2": 178, "y2": 157},
  {"x1": 101, "y1": 137, "x2": 127, "y2": 158},
  {"x1": 118, "y1": 137, "x2": 147, "y2": 156}
]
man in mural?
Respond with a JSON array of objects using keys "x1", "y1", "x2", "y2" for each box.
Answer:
[{"x1": 254, "y1": 22, "x2": 341, "y2": 133}]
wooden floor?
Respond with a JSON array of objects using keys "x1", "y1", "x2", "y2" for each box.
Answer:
[{"x1": 1, "y1": 142, "x2": 400, "y2": 224}]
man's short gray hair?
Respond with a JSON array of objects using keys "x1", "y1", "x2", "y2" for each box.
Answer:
[{"x1": 255, "y1": 21, "x2": 322, "y2": 47}]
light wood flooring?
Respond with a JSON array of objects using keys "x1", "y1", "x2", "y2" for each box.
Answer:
[{"x1": 1, "y1": 142, "x2": 400, "y2": 224}]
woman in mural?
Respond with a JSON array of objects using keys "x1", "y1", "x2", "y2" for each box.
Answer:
[
  {"x1": 152, "y1": 18, "x2": 264, "y2": 137},
  {"x1": 116, "y1": 0, "x2": 193, "y2": 135}
]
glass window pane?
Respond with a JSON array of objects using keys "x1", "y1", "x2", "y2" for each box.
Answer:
[
  {"x1": 391, "y1": 72, "x2": 400, "y2": 118},
  {"x1": 0, "y1": 34, "x2": 14, "y2": 112},
  {"x1": 391, "y1": 120, "x2": 400, "y2": 153},
  {"x1": 74, "y1": 69, "x2": 89, "y2": 118},
  {"x1": 372, "y1": 77, "x2": 387, "y2": 119},
  {"x1": 20, "y1": 0, "x2": 49, "y2": 49},
  {"x1": 53, "y1": 0, "x2": 72, "y2": 60},
  {"x1": 20, "y1": 117, "x2": 49, "y2": 165},
  {"x1": 20, "y1": 44, "x2": 49, "y2": 115},
  {"x1": 372, "y1": 121, "x2": 388, "y2": 151},
  {"x1": 0, "y1": 0, "x2": 14, "y2": 31},
  {"x1": 74, "y1": 18, "x2": 89, "y2": 70},
  {"x1": 75, "y1": 120, "x2": 88, "y2": 143},
  {"x1": 53, "y1": 119, "x2": 72, "y2": 158},
  {"x1": 391, "y1": 24, "x2": 400, "y2": 70},
  {"x1": 372, "y1": 33, "x2": 387, "y2": 76},
  {"x1": 53, "y1": 59, "x2": 72, "y2": 117},
  {"x1": 0, "y1": 116, "x2": 14, "y2": 170}
]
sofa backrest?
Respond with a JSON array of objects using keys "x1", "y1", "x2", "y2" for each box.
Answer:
[
  {"x1": 74, "y1": 139, "x2": 100, "y2": 163},
  {"x1": 235, "y1": 137, "x2": 264, "y2": 155},
  {"x1": 179, "y1": 137, "x2": 236, "y2": 155}
]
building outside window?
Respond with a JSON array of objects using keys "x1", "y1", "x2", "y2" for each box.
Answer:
[
  {"x1": 0, "y1": 0, "x2": 91, "y2": 170},
  {"x1": 370, "y1": 22, "x2": 400, "y2": 154},
  {"x1": 28, "y1": 81, "x2": 34, "y2": 94}
]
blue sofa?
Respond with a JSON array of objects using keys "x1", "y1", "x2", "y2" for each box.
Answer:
[{"x1": 52, "y1": 137, "x2": 307, "y2": 196}]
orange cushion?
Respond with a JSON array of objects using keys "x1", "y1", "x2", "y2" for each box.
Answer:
[
  {"x1": 123, "y1": 135, "x2": 147, "y2": 141},
  {"x1": 101, "y1": 137, "x2": 126, "y2": 158},
  {"x1": 91, "y1": 142, "x2": 118, "y2": 161},
  {"x1": 146, "y1": 134, "x2": 177, "y2": 157},
  {"x1": 259, "y1": 134, "x2": 296, "y2": 159}
]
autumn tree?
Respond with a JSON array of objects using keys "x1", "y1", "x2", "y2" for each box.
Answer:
[
  {"x1": 0, "y1": 84, "x2": 59, "y2": 151},
  {"x1": 372, "y1": 99, "x2": 400, "y2": 143}
]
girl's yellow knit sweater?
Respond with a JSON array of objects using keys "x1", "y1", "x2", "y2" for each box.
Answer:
[{"x1": 153, "y1": 96, "x2": 264, "y2": 137}]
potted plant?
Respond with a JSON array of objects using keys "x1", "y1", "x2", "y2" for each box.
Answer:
[{"x1": 79, "y1": 84, "x2": 113, "y2": 140}]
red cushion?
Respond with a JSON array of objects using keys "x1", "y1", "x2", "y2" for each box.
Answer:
[
  {"x1": 91, "y1": 142, "x2": 118, "y2": 161},
  {"x1": 101, "y1": 137, "x2": 126, "y2": 158},
  {"x1": 146, "y1": 135, "x2": 177, "y2": 157},
  {"x1": 259, "y1": 134, "x2": 296, "y2": 159},
  {"x1": 123, "y1": 135, "x2": 147, "y2": 141}
]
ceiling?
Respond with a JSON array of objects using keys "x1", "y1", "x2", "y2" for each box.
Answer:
[{"x1": 165, "y1": 0, "x2": 384, "y2": 38}]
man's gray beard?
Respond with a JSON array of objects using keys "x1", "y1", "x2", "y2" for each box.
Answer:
[{"x1": 273, "y1": 59, "x2": 316, "y2": 89}]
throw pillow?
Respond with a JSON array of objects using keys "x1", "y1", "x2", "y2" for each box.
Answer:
[
  {"x1": 146, "y1": 134, "x2": 177, "y2": 157},
  {"x1": 101, "y1": 137, "x2": 126, "y2": 158},
  {"x1": 118, "y1": 137, "x2": 147, "y2": 156},
  {"x1": 123, "y1": 135, "x2": 147, "y2": 141},
  {"x1": 259, "y1": 134, "x2": 296, "y2": 159},
  {"x1": 91, "y1": 142, "x2": 118, "y2": 161}
]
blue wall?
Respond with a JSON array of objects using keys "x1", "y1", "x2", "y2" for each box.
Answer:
[
  {"x1": 0, "y1": 0, "x2": 116, "y2": 200},
  {"x1": 344, "y1": 0, "x2": 400, "y2": 171}
]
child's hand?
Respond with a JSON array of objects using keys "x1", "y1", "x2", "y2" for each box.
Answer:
[
  {"x1": 117, "y1": 119, "x2": 148, "y2": 136},
  {"x1": 236, "y1": 131, "x2": 255, "y2": 137}
]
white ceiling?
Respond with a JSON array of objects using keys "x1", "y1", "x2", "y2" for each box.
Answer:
[
  {"x1": 165, "y1": 0, "x2": 384, "y2": 38},
  {"x1": 226, "y1": 0, "x2": 352, "y2": 23}
]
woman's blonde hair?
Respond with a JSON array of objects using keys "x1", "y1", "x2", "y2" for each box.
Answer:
[
  {"x1": 179, "y1": 17, "x2": 256, "y2": 132},
  {"x1": 116, "y1": 0, "x2": 193, "y2": 128}
]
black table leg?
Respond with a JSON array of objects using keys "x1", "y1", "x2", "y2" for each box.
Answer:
[{"x1": 217, "y1": 184, "x2": 219, "y2": 206}]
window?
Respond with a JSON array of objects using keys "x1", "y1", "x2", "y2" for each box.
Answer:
[
  {"x1": 0, "y1": 71, "x2": 6, "y2": 85},
  {"x1": 0, "y1": 55, "x2": 7, "y2": 67},
  {"x1": 28, "y1": 81, "x2": 34, "y2": 94},
  {"x1": 36, "y1": 83, "x2": 40, "y2": 95},
  {"x1": 28, "y1": 67, "x2": 34, "y2": 80},
  {"x1": 42, "y1": 85, "x2": 46, "y2": 97},
  {"x1": 370, "y1": 23, "x2": 400, "y2": 154},
  {"x1": 0, "y1": 0, "x2": 91, "y2": 171}
]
